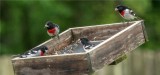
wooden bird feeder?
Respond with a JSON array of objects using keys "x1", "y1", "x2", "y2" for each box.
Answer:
[{"x1": 11, "y1": 20, "x2": 148, "y2": 75}]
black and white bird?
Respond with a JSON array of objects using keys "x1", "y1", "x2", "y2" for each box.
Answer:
[
  {"x1": 44, "y1": 21, "x2": 60, "y2": 39},
  {"x1": 115, "y1": 5, "x2": 139, "y2": 21},
  {"x1": 79, "y1": 38, "x2": 95, "y2": 51},
  {"x1": 20, "y1": 45, "x2": 48, "y2": 58}
]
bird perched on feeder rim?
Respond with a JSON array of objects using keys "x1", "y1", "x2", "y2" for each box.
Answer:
[
  {"x1": 44, "y1": 21, "x2": 60, "y2": 39},
  {"x1": 79, "y1": 38, "x2": 95, "y2": 51},
  {"x1": 20, "y1": 45, "x2": 48, "y2": 58},
  {"x1": 115, "y1": 5, "x2": 140, "y2": 21}
]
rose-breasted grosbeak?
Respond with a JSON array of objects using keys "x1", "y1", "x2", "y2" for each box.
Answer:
[
  {"x1": 44, "y1": 21, "x2": 60, "y2": 39},
  {"x1": 115, "y1": 5, "x2": 138, "y2": 20},
  {"x1": 79, "y1": 38, "x2": 95, "y2": 51},
  {"x1": 20, "y1": 45, "x2": 48, "y2": 58}
]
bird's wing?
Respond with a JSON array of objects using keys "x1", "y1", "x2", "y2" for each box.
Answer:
[
  {"x1": 55, "y1": 24, "x2": 60, "y2": 29},
  {"x1": 128, "y1": 8, "x2": 136, "y2": 16},
  {"x1": 54, "y1": 24, "x2": 60, "y2": 35},
  {"x1": 23, "y1": 51, "x2": 31, "y2": 55}
]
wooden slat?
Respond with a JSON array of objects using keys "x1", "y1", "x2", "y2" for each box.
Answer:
[
  {"x1": 71, "y1": 22, "x2": 132, "y2": 41},
  {"x1": 88, "y1": 21, "x2": 146, "y2": 70},
  {"x1": 12, "y1": 53, "x2": 90, "y2": 75},
  {"x1": 141, "y1": 21, "x2": 149, "y2": 42},
  {"x1": 35, "y1": 29, "x2": 73, "y2": 54},
  {"x1": 11, "y1": 20, "x2": 147, "y2": 75}
]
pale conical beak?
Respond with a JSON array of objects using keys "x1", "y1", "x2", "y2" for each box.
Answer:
[
  {"x1": 115, "y1": 8, "x2": 118, "y2": 11},
  {"x1": 44, "y1": 25, "x2": 49, "y2": 28}
]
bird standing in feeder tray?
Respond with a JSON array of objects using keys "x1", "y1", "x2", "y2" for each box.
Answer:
[
  {"x1": 79, "y1": 38, "x2": 95, "y2": 51},
  {"x1": 20, "y1": 45, "x2": 48, "y2": 58},
  {"x1": 44, "y1": 21, "x2": 60, "y2": 40},
  {"x1": 115, "y1": 5, "x2": 141, "y2": 21}
]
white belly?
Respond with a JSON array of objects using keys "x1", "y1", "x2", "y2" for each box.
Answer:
[
  {"x1": 124, "y1": 13, "x2": 135, "y2": 20},
  {"x1": 123, "y1": 9, "x2": 135, "y2": 20}
]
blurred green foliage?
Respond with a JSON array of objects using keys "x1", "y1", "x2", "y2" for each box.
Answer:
[{"x1": 0, "y1": 0, "x2": 160, "y2": 55}]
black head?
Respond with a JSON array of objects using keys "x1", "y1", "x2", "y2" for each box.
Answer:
[
  {"x1": 32, "y1": 45, "x2": 48, "y2": 53},
  {"x1": 115, "y1": 5, "x2": 128, "y2": 13},
  {"x1": 44, "y1": 21, "x2": 56, "y2": 29},
  {"x1": 39, "y1": 45, "x2": 48, "y2": 53},
  {"x1": 80, "y1": 38, "x2": 90, "y2": 46}
]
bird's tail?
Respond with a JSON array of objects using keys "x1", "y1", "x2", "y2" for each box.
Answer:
[
  {"x1": 11, "y1": 54, "x2": 21, "y2": 58},
  {"x1": 57, "y1": 35, "x2": 60, "y2": 40},
  {"x1": 135, "y1": 16, "x2": 142, "y2": 20},
  {"x1": 51, "y1": 36, "x2": 54, "y2": 39}
]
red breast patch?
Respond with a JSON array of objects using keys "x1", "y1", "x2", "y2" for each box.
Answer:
[
  {"x1": 48, "y1": 28, "x2": 56, "y2": 34},
  {"x1": 40, "y1": 51, "x2": 44, "y2": 56},
  {"x1": 120, "y1": 10, "x2": 125, "y2": 16}
]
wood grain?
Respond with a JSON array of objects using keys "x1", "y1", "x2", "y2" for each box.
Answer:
[
  {"x1": 88, "y1": 21, "x2": 146, "y2": 70},
  {"x1": 71, "y1": 22, "x2": 132, "y2": 41},
  {"x1": 11, "y1": 20, "x2": 147, "y2": 75},
  {"x1": 12, "y1": 53, "x2": 90, "y2": 75},
  {"x1": 36, "y1": 29, "x2": 73, "y2": 54}
]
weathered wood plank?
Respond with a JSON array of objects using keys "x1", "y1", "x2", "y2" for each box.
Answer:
[
  {"x1": 88, "y1": 21, "x2": 146, "y2": 70},
  {"x1": 141, "y1": 21, "x2": 149, "y2": 42},
  {"x1": 11, "y1": 20, "x2": 147, "y2": 75},
  {"x1": 71, "y1": 22, "x2": 132, "y2": 41},
  {"x1": 12, "y1": 53, "x2": 90, "y2": 75},
  {"x1": 35, "y1": 29, "x2": 73, "y2": 54}
]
